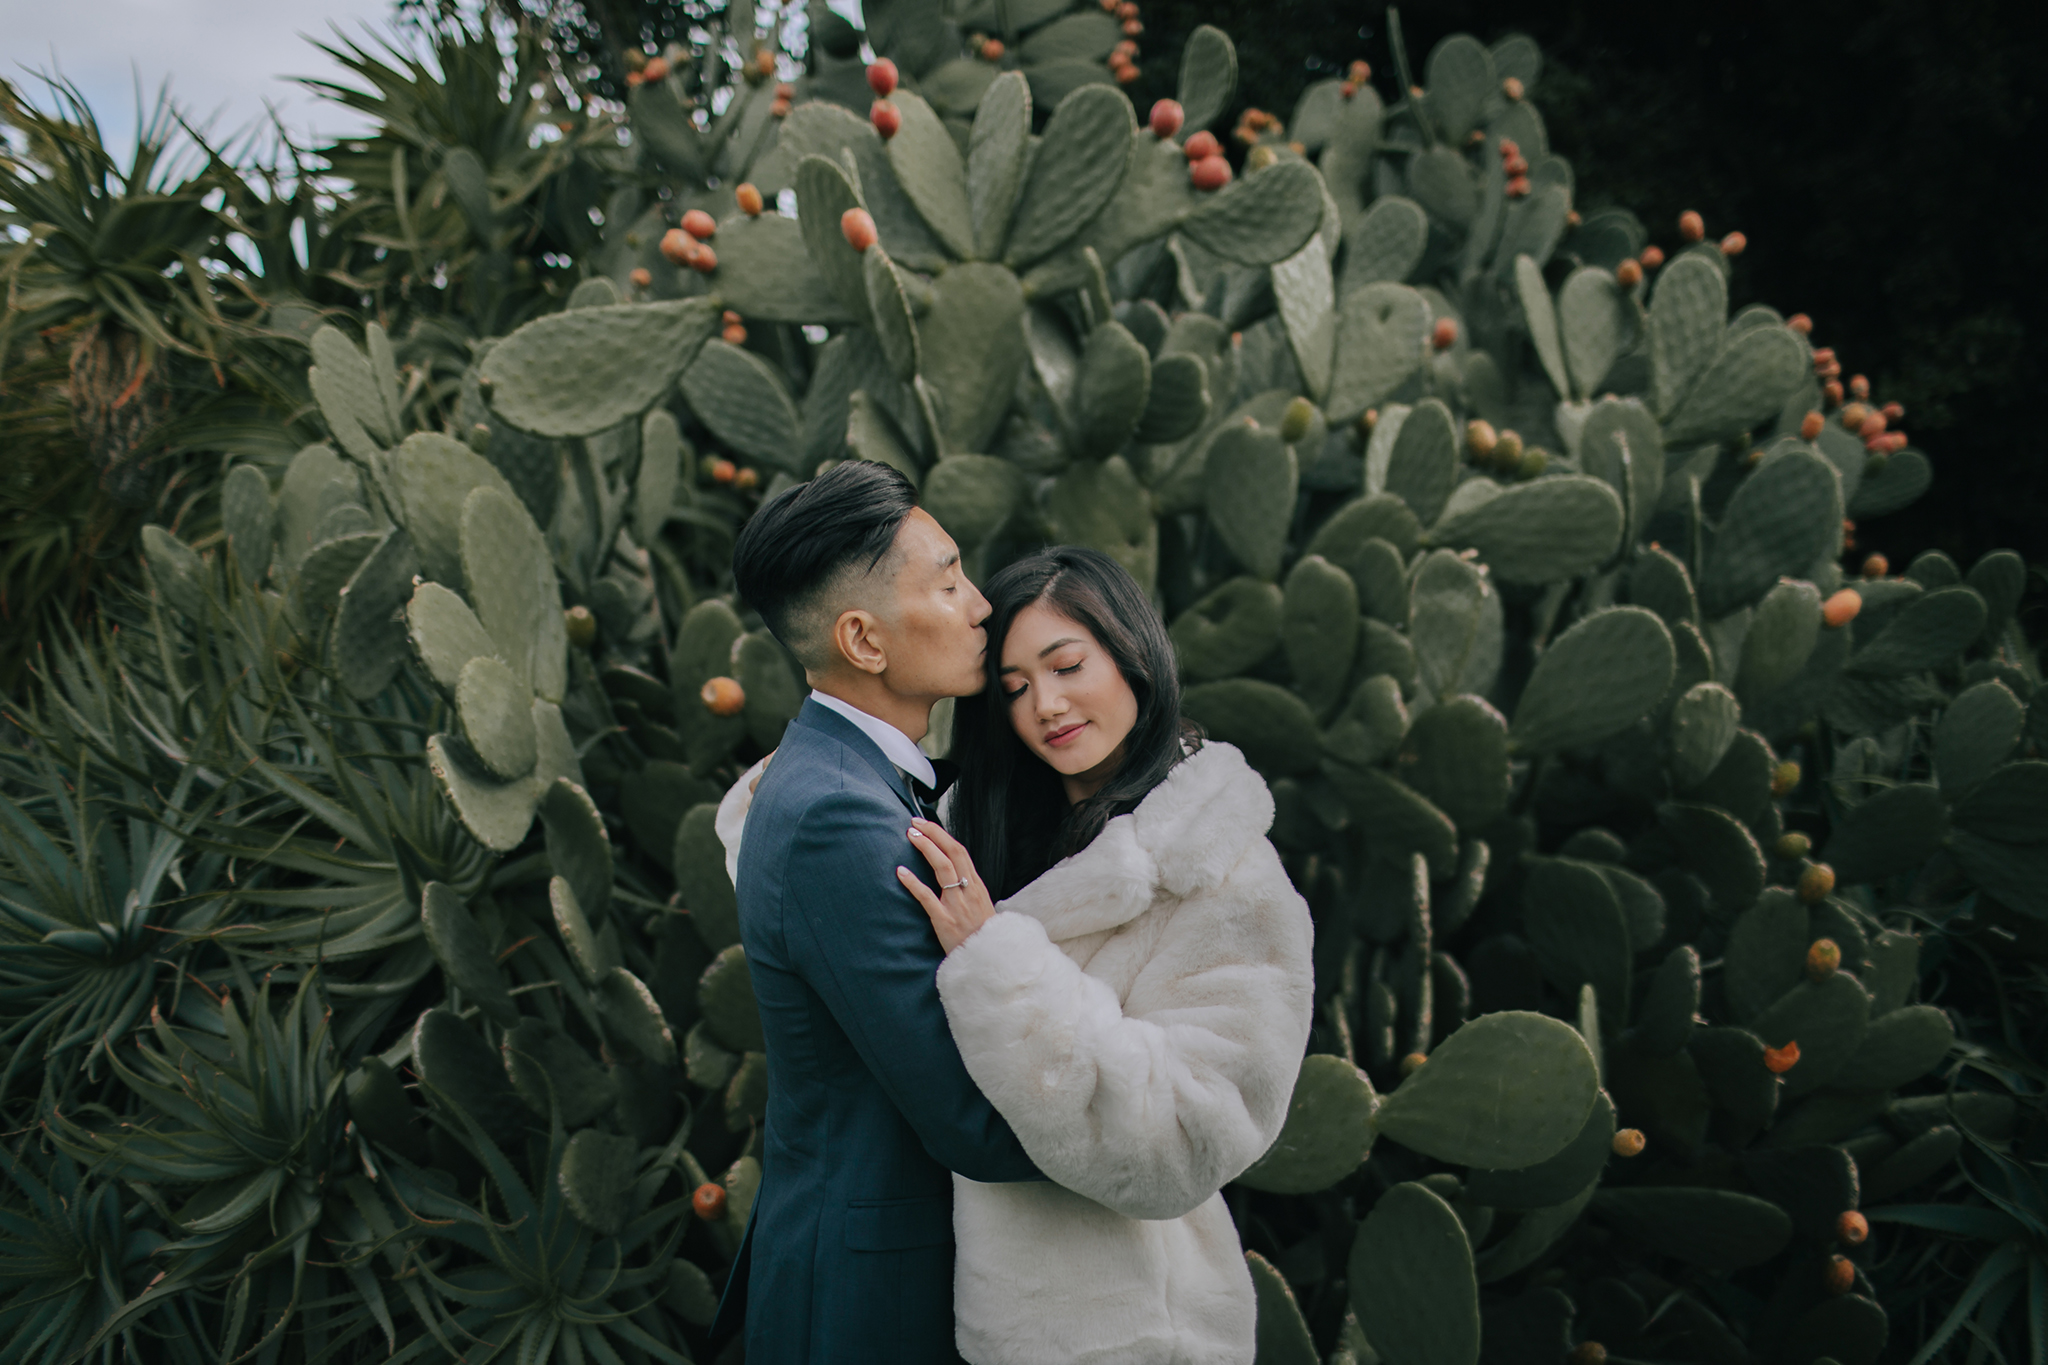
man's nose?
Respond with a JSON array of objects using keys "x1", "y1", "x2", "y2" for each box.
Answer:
[{"x1": 966, "y1": 580, "x2": 991, "y2": 628}]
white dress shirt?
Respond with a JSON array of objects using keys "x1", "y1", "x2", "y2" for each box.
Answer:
[{"x1": 807, "y1": 689, "x2": 937, "y2": 792}]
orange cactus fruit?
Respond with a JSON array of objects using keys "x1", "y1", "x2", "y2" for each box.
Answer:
[
  {"x1": 1772, "y1": 761, "x2": 1802, "y2": 797},
  {"x1": 629, "y1": 267, "x2": 653, "y2": 289},
  {"x1": 722, "y1": 309, "x2": 742, "y2": 324},
  {"x1": 1184, "y1": 130, "x2": 1222, "y2": 161},
  {"x1": 682, "y1": 209, "x2": 717, "y2": 240},
  {"x1": 643, "y1": 56, "x2": 671, "y2": 81},
  {"x1": 770, "y1": 97, "x2": 792, "y2": 118},
  {"x1": 708, "y1": 458, "x2": 738, "y2": 485},
  {"x1": 1839, "y1": 401, "x2": 1870, "y2": 430},
  {"x1": 1115, "y1": 62, "x2": 1141, "y2": 84},
  {"x1": 1720, "y1": 230, "x2": 1747, "y2": 256},
  {"x1": 689, "y1": 244, "x2": 717, "y2": 274},
  {"x1": 1349, "y1": 60, "x2": 1372, "y2": 83},
  {"x1": 1616, "y1": 258, "x2": 1644, "y2": 287},
  {"x1": 1823, "y1": 1254, "x2": 1856, "y2": 1294},
  {"x1": 1503, "y1": 154, "x2": 1530, "y2": 177},
  {"x1": 1806, "y1": 938, "x2": 1842, "y2": 981},
  {"x1": 1861, "y1": 553, "x2": 1888, "y2": 578},
  {"x1": 1678, "y1": 210, "x2": 1705, "y2": 242},
  {"x1": 841, "y1": 207, "x2": 878, "y2": 252},
  {"x1": 1640, "y1": 245, "x2": 1665, "y2": 269},
  {"x1": 1612, "y1": 1129, "x2": 1647, "y2": 1158},
  {"x1": 1837, "y1": 1211, "x2": 1870, "y2": 1246},
  {"x1": 693, "y1": 1182, "x2": 729, "y2": 1220},
  {"x1": 1787, "y1": 313, "x2": 1813, "y2": 334},
  {"x1": 1467, "y1": 419, "x2": 1498, "y2": 458},
  {"x1": 736, "y1": 183, "x2": 765, "y2": 216},
  {"x1": 1506, "y1": 175, "x2": 1531, "y2": 197},
  {"x1": 1882, "y1": 401, "x2": 1904, "y2": 422},
  {"x1": 1799, "y1": 411, "x2": 1824, "y2": 441},
  {"x1": 1822, "y1": 589, "x2": 1862, "y2": 628},
  {"x1": 658, "y1": 228, "x2": 697, "y2": 266},
  {"x1": 1823, "y1": 379, "x2": 1845, "y2": 406},
  {"x1": 1764, "y1": 1041, "x2": 1801, "y2": 1074},
  {"x1": 625, "y1": 70, "x2": 645, "y2": 88},
  {"x1": 1859, "y1": 412, "x2": 1887, "y2": 439},
  {"x1": 755, "y1": 50, "x2": 776, "y2": 78},
  {"x1": 1190, "y1": 155, "x2": 1232, "y2": 191},
  {"x1": 980, "y1": 38, "x2": 1005, "y2": 59},
  {"x1": 1849, "y1": 374, "x2": 1871, "y2": 400},
  {"x1": 1399, "y1": 1052, "x2": 1428, "y2": 1077},
  {"x1": 1502, "y1": 75, "x2": 1525, "y2": 99},
  {"x1": 866, "y1": 58, "x2": 899, "y2": 97},
  {"x1": 1432, "y1": 317, "x2": 1458, "y2": 350},
  {"x1": 1123, "y1": 18, "x2": 1144, "y2": 35},
  {"x1": 1798, "y1": 862, "x2": 1836, "y2": 904},
  {"x1": 735, "y1": 468, "x2": 760, "y2": 491},
  {"x1": 1341, "y1": 80, "x2": 1359, "y2": 99},
  {"x1": 722, "y1": 323, "x2": 747, "y2": 345},
  {"x1": 701, "y1": 676, "x2": 746, "y2": 715}
]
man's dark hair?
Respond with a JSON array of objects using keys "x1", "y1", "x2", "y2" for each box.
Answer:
[{"x1": 730, "y1": 460, "x2": 919, "y2": 670}]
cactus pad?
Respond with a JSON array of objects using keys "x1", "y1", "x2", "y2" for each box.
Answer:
[
  {"x1": 1432, "y1": 475, "x2": 1623, "y2": 586},
  {"x1": 427, "y1": 733, "x2": 541, "y2": 851},
  {"x1": 1327, "y1": 283, "x2": 1428, "y2": 422},
  {"x1": 1004, "y1": 84, "x2": 1137, "y2": 269},
  {"x1": 412, "y1": 1008, "x2": 529, "y2": 1133},
  {"x1": 420, "y1": 882, "x2": 518, "y2": 1028},
  {"x1": 1464, "y1": 1091, "x2": 1616, "y2": 1211},
  {"x1": 479, "y1": 299, "x2": 718, "y2": 438},
  {"x1": 1350, "y1": 1182, "x2": 1481, "y2": 1365},
  {"x1": 1591, "y1": 1188, "x2": 1790, "y2": 1271},
  {"x1": 595, "y1": 966, "x2": 677, "y2": 1066},
  {"x1": 1510, "y1": 607, "x2": 1675, "y2": 753},
  {"x1": 698, "y1": 945, "x2": 764, "y2": 1054},
  {"x1": 559, "y1": 1128, "x2": 637, "y2": 1235},
  {"x1": 1236, "y1": 1054, "x2": 1378, "y2": 1194},
  {"x1": 457, "y1": 655, "x2": 539, "y2": 780},
  {"x1": 673, "y1": 804, "x2": 741, "y2": 950},
  {"x1": 681, "y1": 339, "x2": 802, "y2": 469},
  {"x1": 461, "y1": 485, "x2": 568, "y2": 703},
  {"x1": 504, "y1": 1018, "x2": 617, "y2": 1127},
  {"x1": 1204, "y1": 422, "x2": 1297, "y2": 580}
]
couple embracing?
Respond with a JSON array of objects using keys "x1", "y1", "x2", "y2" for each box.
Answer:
[{"x1": 711, "y1": 460, "x2": 1315, "y2": 1364}]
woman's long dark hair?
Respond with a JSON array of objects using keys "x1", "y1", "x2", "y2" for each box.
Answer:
[{"x1": 951, "y1": 547, "x2": 1199, "y2": 900}]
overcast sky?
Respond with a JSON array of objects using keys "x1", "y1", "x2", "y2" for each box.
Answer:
[{"x1": 7, "y1": 0, "x2": 403, "y2": 168}]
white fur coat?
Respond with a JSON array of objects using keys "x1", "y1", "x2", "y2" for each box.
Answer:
[{"x1": 717, "y1": 741, "x2": 1315, "y2": 1365}]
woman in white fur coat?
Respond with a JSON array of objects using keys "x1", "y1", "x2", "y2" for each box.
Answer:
[
  {"x1": 719, "y1": 546, "x2": 1314, "y2": 1363},
  {"x1": 888, "y1": 546, "x2": 1314, "y2": 1363}
]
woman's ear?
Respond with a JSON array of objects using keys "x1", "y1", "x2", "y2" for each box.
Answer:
[{"x1": 832, "y1": 608, "x2": 887, "y2": 675}]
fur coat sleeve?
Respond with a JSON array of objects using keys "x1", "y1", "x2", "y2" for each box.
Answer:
[{"x1": 935, "y1": 743, "x2": 1314, "y2": 1222}]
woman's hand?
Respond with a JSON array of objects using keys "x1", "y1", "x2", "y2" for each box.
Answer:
[{"x1": 897, "y1": 818, "x2": 997, "y2": 954}]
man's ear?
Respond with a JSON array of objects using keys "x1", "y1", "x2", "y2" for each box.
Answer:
[{"x1": 832, "y1": 608, "x2": 887, "y2": 676}]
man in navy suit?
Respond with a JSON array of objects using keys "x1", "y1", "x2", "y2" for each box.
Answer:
[{"x1": 714, "y1": 460, "x2": 1041, "y2": 1362}]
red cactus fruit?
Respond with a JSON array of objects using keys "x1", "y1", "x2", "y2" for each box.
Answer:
[
  {"x1": 1350, "y1": 60, "x2": 1372, "y2": 83},
  {"x1": 1503, "y1": 154, "x2": 1529, "y2": 177},
  {"x1": 871, "y1": 100, "x2": 902, "y2": 139},
  {"x1": 1858, "y1": 412, "x2": 1887, "y2": 440},
  {"x1": 1849, "y1": 374, "x2": 1871, "y2": 400},
  {"x1": 722, "y1": 310, "x2": 742, "y2": 324},
  {"x1": 867, "y1": 58, "x2": 899, "y2": 97},
  {"x1": 689, "y1": 244, "x2": 717, "y2": 274},
  {"x1": 708, "y1": 458, "x2": 738, "y2": 486},
  {"x1": 1616, "y1": 259, "x2": 1643, "y2": 287},
  {"x1": 682, "y1": 209, "x2": 717, "y2": 240},
  {"x1": 1123, "y1": 17, "x2": 1143, "y2": 35},
  {"x1": 771, "y1": 96, "x2": 792, "y2": 118},
  {"x1": 1771, "y1": 761, "x2": 1803, "y2": 797},
  {"x1": 1115, "y1": 61, "x2": 1141, "y2": 84},
  {"x1": 736, "y1": 182, "x2": 765, "y2": 216},
  {"x1": 693, "y1": 1182, "x2": 728, "y2": 1219},
  {"x1": 625, "y1": 71, "x2": 645, "y2": 88},
  {"x1": 1800, "y1": 411, "x2": 1825, "y2": 441},
  {"x1": 1184, "y1": 130, "x2": 1222, "y2": 161},
  {"x1": 722, "y1": 322, "x2": 747, "y2": 345},
  {"x1": 1149, "y1": 100, "x2": 1184, "y2": 138},
  {"x1": 1823, "y1": 1255, "x2": 1856, "y2": 1295},
  {"x1": 1190, "y1": 155, "x2": 1232, "y2": 190},
  {"x1": 1807, "y1": 938, "x2": 1842, "y2": 982},
  {"x1": 1799, "y1": 862, "x2": 1835, "y2": 904},
  {"x1": 1116, "y1": 39, "x2": 1139, "y2": 58},
  {"x1": 1432, "y1": 317, "x2": 1458, "y2": 350},
  {"x1": 841, "y1": 208, "x2": 878, "y2": 252},
  {"x1": 980, "y1": 38, "x2": 1005, "y2": 59},
  {"x1": 1640, "y1": 244, "x2": 1665, "y2": 269},
  {"x1": 1506, "y1": 175, "x2": 1531, "y2": 197},
  {"x1": 643, "y1": 56, "x2": 671, "y2": 81},
  {"x1": 1788, "y1": 313, "x2": 1813, "y2": 334},
  {"x1": 1678, "y1": 210, "x2": 1705, "y2": 242},
  {"x1": 1502, "y1": 76, "x2": 1525, "y2": 100},
  {"x1": 1612, "y1": 1129, "x2": 1647, "y2": 1157},
  {"x1": 1881, "y1": 401, "x2": 1904, "y2": 422},
  {"x1": 1861, "y1": 553, "x2": 1889, "y2": 578},
  {"x1": 1774, "y1": 832, "x2": 1812, "y2": 859},
  {"x1": 1837, "y1": 1211, "x2": 1869, "y2": 1246},
  {"x1": 1117, "y1": 0, "x2": 1138, "y2": 16},
  {"x1": 659, "y1": 228, "x2": 696, "y2": 266},
  {"x1": 1764, "y1": 1041, "x2": 1801, "y2": 1074},
  {"x1": 1823, "y1": 379, "x2": 1844, "y2": 407},
  {"x1": 1340, "y1": 80, "x2": 1359, "y2": 99},
  {"x1": 1720, "y1": 230, "x2": 1747, "y2": 256},
  {"x1": 629, "y1": 267, "x2": 653, "y2": 289},
  {"x1": 1467, "y1": 419, "x2": 1498, "y2": 459}
]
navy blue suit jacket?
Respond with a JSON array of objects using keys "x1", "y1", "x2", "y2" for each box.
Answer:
[{"x1": 712, "y1": 699, "x2": 1041, "y2": 1362}]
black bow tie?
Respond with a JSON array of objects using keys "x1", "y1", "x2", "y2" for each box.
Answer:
[{"x1": 907, "y1": 760, "x2": 959, "y2": 813}]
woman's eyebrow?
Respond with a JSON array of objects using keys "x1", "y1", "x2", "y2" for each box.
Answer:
[{"x1": 1036, "y1": 636, "x2": 1082, "y2": 658}]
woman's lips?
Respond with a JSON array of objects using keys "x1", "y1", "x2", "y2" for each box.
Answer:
[{"x1": 1044, "y1": 721, "x2": 1087, "y2": 748}]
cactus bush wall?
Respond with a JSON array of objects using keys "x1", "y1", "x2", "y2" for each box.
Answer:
[{"x1": 3, "y1": 9, "x2": 2042, "y2": 1364}]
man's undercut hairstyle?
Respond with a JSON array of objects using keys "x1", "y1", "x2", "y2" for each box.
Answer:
[{"x1": 731, "y1": 460, "x2": 919, "y2": 670}]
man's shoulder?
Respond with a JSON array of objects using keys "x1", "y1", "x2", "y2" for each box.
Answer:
[{"x1": 751, "y1": 723, "x2": 902, "y2": 832}]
